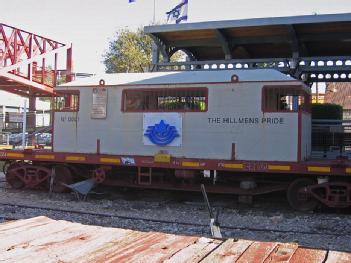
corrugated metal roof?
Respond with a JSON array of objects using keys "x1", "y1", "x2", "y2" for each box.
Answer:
[
  {"x1": 58, "y1": 69, "x2": 296, "y2": 88},
  {"x1": 325, "y1": 83, "x2": 351, "y2": 110},
  {"x1": 1, "y1": 216, "x2": 350, "y2": 263}
]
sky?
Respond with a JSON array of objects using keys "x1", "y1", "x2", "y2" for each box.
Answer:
[{"x1": 2, "y1": 0, "x2": 351, "y2": 75}]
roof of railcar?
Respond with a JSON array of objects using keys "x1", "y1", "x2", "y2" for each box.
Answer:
[
  {"x1": 144, "y1": 13, "x2": 351, "y2": 60},
  {"x1": 58, "y1": 69, "x2": 298, "y2": 87}
]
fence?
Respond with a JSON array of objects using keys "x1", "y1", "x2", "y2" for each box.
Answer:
[
  {"x1": 312, "y1": 119, "x2": 351, "y2": 159},
  {"x1": 0, "y1": 111, "x2": 52, "y2": 147}
]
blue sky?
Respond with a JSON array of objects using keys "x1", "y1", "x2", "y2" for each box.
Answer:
[{"x1": 1, "y1": 0, "x2": 351, "y2": 74}]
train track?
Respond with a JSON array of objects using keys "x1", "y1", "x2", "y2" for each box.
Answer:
[
  {"x1": 0, "y1": 201, "x2": 347, "y2": 238},
  {"x1": 0, "y1": 215, "x2": 17, "y2": 221}
]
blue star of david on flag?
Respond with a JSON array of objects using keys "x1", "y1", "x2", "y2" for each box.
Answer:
[
  {"x1": 166, "y1": 0, "x2": 188, "y2": 24},
  {"x1": 144, "y1": 120, "x2": 179, "y2": 146}
]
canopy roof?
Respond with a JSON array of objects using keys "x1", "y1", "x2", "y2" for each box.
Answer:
[{"x1": 145, "y1": 13, "x2": 351, "y2": 61}]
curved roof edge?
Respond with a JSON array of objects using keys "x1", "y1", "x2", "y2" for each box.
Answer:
[{"x1": 58, "y1": 69, "x2": 299, "y2": 87}]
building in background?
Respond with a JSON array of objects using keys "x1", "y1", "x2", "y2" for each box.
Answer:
[
  {"x1": 312, "y1": 92, "x2": 325, "y2": 104},
  {"x1": 325, "y1": 83, "x2": 351, "y2": 120},
  {"x1": 0, "y1": 91, "x2": 51, "y2": 131},
  {"x1": 311, "y1": 82, "x2": 326, "y2": 104}
]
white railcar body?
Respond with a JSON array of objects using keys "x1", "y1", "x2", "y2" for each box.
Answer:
[{"x1": 54, "y1": 70, "x2": 311, "y2": 162}]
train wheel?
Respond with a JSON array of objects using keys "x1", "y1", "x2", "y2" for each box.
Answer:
[
  {"x1": 5, "y1": 162, "x2": 25, "y2": 189},
  {"x1": 52, "y1": 165, "x2": 73, "y2": 193},
  {"x1": 287, "y1": 178, "x2": 318, "y2": 212}
]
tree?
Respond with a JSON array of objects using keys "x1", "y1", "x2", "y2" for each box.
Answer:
[
  {"x1": 103, "y1": 28, "x2": 153, "y2": 73},
  {"x1": 103, "y1": 27, "x2": 184, "y2": 73}
]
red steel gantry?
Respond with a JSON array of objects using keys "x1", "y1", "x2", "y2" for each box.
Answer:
[{"x1": 0, "y1": 23, "x2": 73, "y2": 128}]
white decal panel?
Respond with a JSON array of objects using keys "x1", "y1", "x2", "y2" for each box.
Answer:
[{"x1": 143, "y1": 113, "x2": 182, "y2": 147}]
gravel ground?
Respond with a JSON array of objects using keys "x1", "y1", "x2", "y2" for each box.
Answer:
[{"x1": 0, "y1": 173, "x2": 350, "y2": 252}]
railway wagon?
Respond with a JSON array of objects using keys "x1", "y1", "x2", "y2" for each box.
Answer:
[{"x1": 2, "y1": 69, "x2": 351, "y2": 211}]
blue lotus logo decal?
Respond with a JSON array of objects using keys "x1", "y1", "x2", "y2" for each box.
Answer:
[{"x1": 144, "y1": 120, "x2": 179, "y2": 146}]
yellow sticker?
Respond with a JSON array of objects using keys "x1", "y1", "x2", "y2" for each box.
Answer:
[
  {"x1": 100, "y1": 157, "x2": 121, "y2": 164},
  {"x1": 182, "y1": 161, "x2": 200, "y2": 167},
  {"x1": 308, "y1": 166, "x2": 330, "y2": 173},
  {"x1": 268, "y1": 165, "x2": 291, "y2": 171},
  {"x1": 7, "y1": 152, "x2": 24, "y2": 158},
  {"x1": 154, "y1": 154, "x2": 171, "y2": 163},
  {"x1": 35, "y1": 154, "x2": 55, "y2": 160},
  {"x1": 223, "y1": 163, "x2": 244, "y2": 169},
  {"x1": 66, "y1": 156, "x2": 86, "y2": 161}
]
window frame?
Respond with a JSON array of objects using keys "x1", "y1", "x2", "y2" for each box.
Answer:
[
  {"x1": 121, "y1": 87, "x2": 209, "y2": 113},
  {"x1": 261, "y1": 85, "x2": 311, "y2": 113},
  {"x1": 53, "y1": 90, "x2": 80, "y2": 112}
]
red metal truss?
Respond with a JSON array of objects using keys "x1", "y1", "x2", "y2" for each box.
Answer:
[{"x1": 0, "y1": 23, "x2": 73, "y2": 97}]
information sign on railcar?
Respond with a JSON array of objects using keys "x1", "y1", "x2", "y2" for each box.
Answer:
[{"x1": 91, "y1": 86, "x2": 108, "y2": 119}]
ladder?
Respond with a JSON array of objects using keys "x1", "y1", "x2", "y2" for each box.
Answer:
[{"x1": 137, "y1": 167, "x2": 152, "y2": 185}]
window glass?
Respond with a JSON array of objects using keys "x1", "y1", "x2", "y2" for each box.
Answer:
[
  {"x1": 263, "y1": 86, "x2": 310, "y2": 112},
  {"x1": 54, "y1": 92, "x2": 79, "y2": 111},
  {"x1": 123, "y1": 88, "x2": 207, "y2": 112}
]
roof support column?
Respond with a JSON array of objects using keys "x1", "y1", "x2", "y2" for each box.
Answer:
[
  {"x1": 149, "y1": 34, "x2": 170, "y2": 63},
  {"x1": 66, "y1": 44, "x2": 73, "y2": 82},
  {"x1": 214, "y1": 29, "x2": 232, "y2": 60},
  {"x1": 288, "y1": 26, "x2": 299, "y2": 59},
  {"x1": 287, "y1": 25, "x2": 301, "y2": 78},
  {"x1": 28, "y1": 94, "x2": 36, "y2": 143},
  {"x1": 151, "y1": 42, "x2": 160, "y2": 65}
]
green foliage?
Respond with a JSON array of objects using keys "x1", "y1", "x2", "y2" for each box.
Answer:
[
  {"x1": 103, "y1": 28, "x2": 153, "y2": 73},
  {"x1": 311, "y1": 103, "x2": 343, "y2": 120},
  {"x1": 103, "y1": 27, "x2": 183, "y2": 73},
  {"x1": 158, "y1": 101, "x2": 206, "y2": 111}
]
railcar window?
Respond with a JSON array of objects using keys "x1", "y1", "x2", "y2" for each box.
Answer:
[
  {"x1": 54, "y1": 92, "x2": 79, "y2": 111},
  {"x1": 263, "y1": 86, "x2": 310, "y2": 112},
  {"x1": 123, "y1": 88, "x2": 207, "y2": 112}
]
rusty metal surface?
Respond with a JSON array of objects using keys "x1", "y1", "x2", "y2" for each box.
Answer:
[
  {"x1": 289, "y1": 247, "x2": 327, "y2": 263},
  {"x1": 0, "y1": 217, "x2": 349, "y2": 263}
]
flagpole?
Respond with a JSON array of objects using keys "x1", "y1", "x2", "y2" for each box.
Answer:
[
  {"x1": 151, "y1": 0, "x2": 158, "y2": 68},
  {"x1": 153, "y1": 0, "x2": 156, "y2": 24}
]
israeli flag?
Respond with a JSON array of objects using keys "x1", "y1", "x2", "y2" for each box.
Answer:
[{"x1": 166, "y1": 0, "x2": 188, "y2": 24}]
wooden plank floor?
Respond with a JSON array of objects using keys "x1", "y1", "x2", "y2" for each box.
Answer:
[{"x1": 0, "y1": 217, "x2": 350, "y2": 263}]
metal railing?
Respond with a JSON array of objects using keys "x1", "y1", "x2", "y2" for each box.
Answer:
[
  {"x1": 0, "y1": 111, "x2": 51, "y2": 131},
  {"x1": 153, "y1": 56, "x2": 351, "y2": 82},
  {"x1": 0, "y1": 127, "x2": 52, "y2": 148},
  {"x1": 0, "y1": 111, "x2": 52, "y2": 147},
  {"x1": 312, "y1": 119, "x2": 351, "y2": 159}
]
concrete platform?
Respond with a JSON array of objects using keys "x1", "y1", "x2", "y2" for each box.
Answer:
[{"x1": 0, "y1": 216, "x2": 350, "y2": 263}]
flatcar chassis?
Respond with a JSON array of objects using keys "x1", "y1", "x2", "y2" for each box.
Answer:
[{"x1": 1, "y1": 149, "x2": 350, "y2": 211}]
